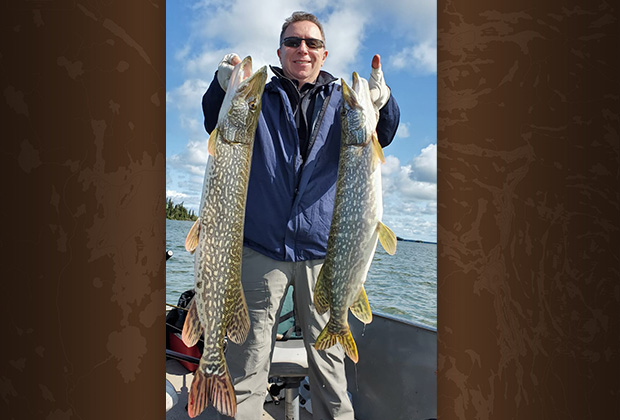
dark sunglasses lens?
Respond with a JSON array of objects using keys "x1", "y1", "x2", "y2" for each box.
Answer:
[
  {"x1": 283, "y1": 37, "x2": 323, "y2": 49},
  {"x1": 306, "y1": 39, "x2": 323, "y2": 49},
  {"x1": 284, "y1": 38, "x2": 301, "y2": 48}
]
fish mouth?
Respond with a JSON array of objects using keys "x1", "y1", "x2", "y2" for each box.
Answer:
[
  {"x1": 341, "y1": 72, "x2": 361, "y2": 109},
  {"x1": 217, "y1": 57, "x2": 268, "y2": 129},
  {"x1": 240, "y1": 63, "x2": 268, "y2": 94},
  {"x1": 222, "y1": 57, "x2": 267, "y2": 110},
  {"x1": 228, "y1": 56, "x2": 267, "y2": 92}
]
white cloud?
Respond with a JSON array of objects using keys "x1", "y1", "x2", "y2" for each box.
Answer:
[
  {"x1": 321, "y1": 7, "x2": 369, "y2": 78},
  {"x1": 391, "y1": 40, "x2": 437, "y2": 75},
  {"x1": 182, "y1": 1, "x2": 308, "y2": 78},
  {"x1": 167, "y1": 190, "x2": 189, "y2": 201},
  {"x1": 411, "y1": 143, "x2": 436, "y2": 183},
  {"x1": 175, "y1": 44, "x2": 191, "y2": 62},
  {"x1": 396, "y1": 122, "x2": 410, "y2": 138},
  {"x1": 168, "y1": 139, "x2": 209, "y2": 175},
  {"x1": 382, "y1": 150, "x2": 436, "y2": 201},
  {"x1": 380, "y1": 147, "x2": 437, "y2": 240},
  {"x1": 168, "y1": 78, "x2": 210, "y2": 113},
  {"x1": 383, "y1": 212, "x2": 436, "y2": 242},
  {"x1": 173, "y1": 0, "x2": 436, "y2": 81}
]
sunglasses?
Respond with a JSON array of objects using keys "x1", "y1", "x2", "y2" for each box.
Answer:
[{"x1": 281, "y1": 37, "x2": 325, "y2": 50}]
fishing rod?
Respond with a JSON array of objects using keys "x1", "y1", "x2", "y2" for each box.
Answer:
[{"x1": 166, "y1": 349, "x2": 200, "y2": 366}]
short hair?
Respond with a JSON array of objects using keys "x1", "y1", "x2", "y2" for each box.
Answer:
[{"x1": 279, "y1": 11, "x2": 326, "y2": 43}]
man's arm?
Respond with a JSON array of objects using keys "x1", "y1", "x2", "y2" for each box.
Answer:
[
  {"x1": 202, "y1": 72, "x2": 226, "y2": 134},
  {"x1": 376, "y1": 93, "x2": 400, "y2": 148}
]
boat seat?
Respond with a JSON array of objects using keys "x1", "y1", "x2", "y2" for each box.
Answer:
[{"x1": 269, "y1": 338, "x2": 308, "y2": 420}]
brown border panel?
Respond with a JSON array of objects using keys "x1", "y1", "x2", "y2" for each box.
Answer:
[
  {"x1": 438, "y1": 1, "x2": 619, "y2": 419},
  {"x1": 1, "y1": 3, "x2": 165, "y2": 419}
]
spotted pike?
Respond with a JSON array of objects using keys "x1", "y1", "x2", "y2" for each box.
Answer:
[
  {"x1": 313, "y1": 72, "x2": 397, "y2": 363},
  {"x1": 182, "y1": 56, "x2": 267, "y2": 418}
]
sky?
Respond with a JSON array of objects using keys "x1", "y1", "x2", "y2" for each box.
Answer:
[{"x1": 166, "y1": 0, "x2": 437, "y2": 242}]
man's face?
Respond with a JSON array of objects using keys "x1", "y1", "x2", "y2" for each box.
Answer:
[{"x1": 277, "y1": 20, "x2": 328, "y2": 87}]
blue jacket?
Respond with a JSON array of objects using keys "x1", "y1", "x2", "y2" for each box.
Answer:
[{"x1": 202, "y1": 67, "x2": 400, "y2": 261}]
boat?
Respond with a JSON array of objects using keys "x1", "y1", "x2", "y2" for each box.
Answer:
[{"x1": 165, "y1": 251, "x2": 437, "y2": 420}]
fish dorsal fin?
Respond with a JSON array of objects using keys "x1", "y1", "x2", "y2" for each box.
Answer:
[
  {"x1": 185, "y1": 218, "x2": 200, "y2": 254},
  {"x1": 181, "y1": 297, "x2": 203, "y2": 347},
  {"x1": 350, "y1": 286, "x2": 373, "y2": 324},
  {"x1": 226, "y1": 281, "x2": 250, "y2": 345},
  {"x1": 371, "y1": 131, "x2": 385, "y2": 163},
  {"x1": 313, "y1": 266, "x2": 331, "y2": 315},
  {"x1": 377, "y1": 221, "x2": 397, "y2": 255},
  {"x1": 208, "y1": 127, "x2": 218, "y2": 157}
]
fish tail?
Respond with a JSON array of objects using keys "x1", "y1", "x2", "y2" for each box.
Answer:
[
  {"x1": 187, "y1": 368, "x2": 237, "y2": 418},
  {"x1": 314, "y1": 323, "x2": 338, "y2": 351},
  {"x1": 338, "y1": 329, "x2": 359, "y2": 363},
  {"x1": 314, "y1": 321, "x2": 359, "y2": 364},
  {"x1": 181, "y1": 297, "x2": 202, "y2": 347}
]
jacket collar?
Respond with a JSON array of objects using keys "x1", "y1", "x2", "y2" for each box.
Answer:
[{"x1": 269, "y1": 66, "x2": 337, "y2": 91}]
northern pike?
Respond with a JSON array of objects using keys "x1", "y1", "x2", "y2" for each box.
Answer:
[
  {"x1": 182, "y1": 56, "x2": 267, "y2": 418},
  {"x1": 313, "y1": 72, "x2": 397, "y2": 363}
]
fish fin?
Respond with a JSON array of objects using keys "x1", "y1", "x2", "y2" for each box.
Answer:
[
  {"x1": 338, "y1": 329, "x2": 359, "y2": 363},
  {"x1": 187, "y1": 369, "x2": 208, "y2": 418},
  {"x1": 208, "y1": 370, "x2": 237, "y2": 417},
  {"x1": 184, "y1": 219, "x2": 200, "y2": 254},
  {"x1": 181, "y1": 298, "x2": 202, "y2": 347},
  {"x1": 314, "y1": 322, "x2": 339, "y2": 351},
  {"x1": 371, "y1": 132, "x2": 385, "y2": 164},
  {"x1": 313, "y1": 266, "x2": 331, "y2": 315},
  {"x1": 187, "y1": 368, "x2": 237, "y2": 418},
  {"x1": 350, "y1": 287, "x2": 373, "y2": 324},
  {"x1": 208, "y1": 127, "x2": 218, "y2": 156},
  {"x1": 226, "y1": 281, "x2": 250, "y2": 344},
  {"x1": 314, "y1": 319, "x2": 359, "y2": 363},
  {"x1": 314, "y1": 321, "x2": 359, "y2": 363},
  {"x1": 377, "y1": 221, "x2": 397, "y2": 255}
]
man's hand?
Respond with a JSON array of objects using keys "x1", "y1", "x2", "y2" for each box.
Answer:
[
  {"x1": 217, "y1": 53, "x2": 242, "y2": 91},
  {"x1": 369, "y1": 54, "x2": 391, "y2": 111}
]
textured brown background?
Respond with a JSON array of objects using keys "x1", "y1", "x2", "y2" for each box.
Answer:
[
  {"x1": 1, "y1": 2, "x2": 166, "y2": 419},
  {"x1": 1, "y1": 1, "x2": 618, "y2": 420},
  {"x1": 438, "y1": 1, "x2": 619, "y2": 419}
]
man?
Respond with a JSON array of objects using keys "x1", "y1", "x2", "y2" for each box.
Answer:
[{"x1": 201, "y1": 11, "x2": 400, "y2": 419}]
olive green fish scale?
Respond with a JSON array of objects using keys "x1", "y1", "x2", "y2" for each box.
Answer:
[
  {"x1": 194, "y1": 138, "x2": 253, "y2": 374},
  {"x1": 185, "y1": 60, "x2": 266, "y2": 418},
  {"x1": 323, "y1": 136, "x2": 382, "y2": 331}
]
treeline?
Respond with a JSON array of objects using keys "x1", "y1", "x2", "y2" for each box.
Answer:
[{"x1": 166, "y1": 198, "x2": 198, "y2": 221}]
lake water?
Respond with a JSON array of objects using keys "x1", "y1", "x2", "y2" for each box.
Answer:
[{"x1": 166, "y1": 219, "x2": 437, "y2": 329}]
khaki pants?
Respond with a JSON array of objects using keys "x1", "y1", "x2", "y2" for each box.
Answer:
[{"x1": 211, "y1": 246, "x2": 354, "y2": 420}]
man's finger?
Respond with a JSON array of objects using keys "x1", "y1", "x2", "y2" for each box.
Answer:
[
  {"x1": 230, "y1": 54, "x2": 242, "y2": 66},
  {"x1": 372, "y1": 54, "x2": 381, "y2": 70}
]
